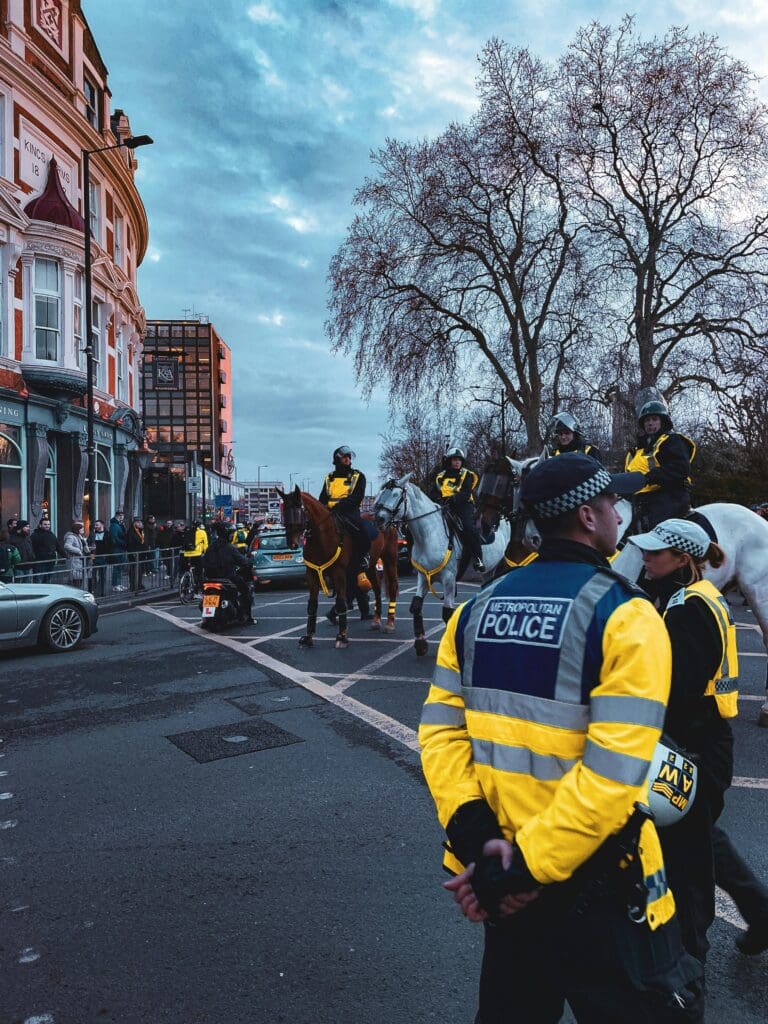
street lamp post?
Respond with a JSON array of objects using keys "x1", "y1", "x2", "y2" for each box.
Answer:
[
  {"x1": 83, "y1": 134, "x2": 152, "y2": 525},
  {"x1": 289, "y1": 471, "x2": 300, "y2": 489},
  {"x1": 471, "y1": 387, "x2": 508, "y2": 455},
  {"x1": 256, "y1": 464, "x2": 268, "y2": 517}
]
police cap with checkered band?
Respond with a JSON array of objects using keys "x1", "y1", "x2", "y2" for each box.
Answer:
[
  {"x1": 520, "y1": 453, "x2": 646, "y2": 519},
  {"x1": 629, "y1": 519, "x2": 710, "y2": 559}
]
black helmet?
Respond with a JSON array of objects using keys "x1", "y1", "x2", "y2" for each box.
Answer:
[
  {"x1": 212, "y1": 521, "x2": 230, "y2": 541},
  {"x1": 333, "y1": 445, "x2": 355, "y2": 465},
  {"x1": 638, "y1": 400, "x2": 672, "y2": 433},
  {"x1": 550, "y1": 412, "x2": 580, "y2": 435}
]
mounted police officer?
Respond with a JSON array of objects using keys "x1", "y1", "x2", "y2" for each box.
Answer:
[
  {"x1": 432, "y1": 447, "x2": 485, "y2": 573},
  {"x1": 318, "y1": 446, "x2": 375, "y2": 569},
  {"x1": 549, "y1": 412, "x2": 602, "y2": 463},
  {"x1": 625, "y1": 400, "x2": 695, "y2": 531},
  {"x1": 419, "y1": 452, "x2": 703, "y2": 1023}
]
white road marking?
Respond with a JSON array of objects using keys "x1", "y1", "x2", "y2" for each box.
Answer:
[
  {"x1": 732, "y1": 777, "x2": 768, "y2": 789},
  {"x1": 24, "y1": 1016, "x2": 55, "y2": 1024},
  {"x1": 715, "y1": 887, "x2": 747, "y2": 931},
  {"x1": 738, "y1": 652, "x2": 767, "y2": 658},
  {"x1": 333, "y1": 625, "x2": 445, "y2": 692},
  {"x1": 313, "y1": 673, "x2": 432, "y2": 685},
  {"x1": 739, "y1": 694, "x2": 766, "y2": 701},
  {"x1": 246, "y1": 624, "x2": 306, "y2": 644},
  {"x1": 143, "y1": 606, "x2": 419, "y2": 751},
  {"x1": 0, "y1": 792, "x2": 13, "y2": 800}
]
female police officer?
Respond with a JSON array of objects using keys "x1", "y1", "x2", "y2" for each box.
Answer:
[
  {"x1": 631, "y1": 519, "x2": 768, "y2": 961},
  {"x1": 419, "y1": 453, "x2": 702, "y2": 1023}
]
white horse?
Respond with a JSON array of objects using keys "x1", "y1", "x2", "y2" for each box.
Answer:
[
  {"x1": 612, "y1": 502, "x2": 768, "y2": 726},
  {"x1": 374, "y1": 474, "x2": 511, "y2": 655}
]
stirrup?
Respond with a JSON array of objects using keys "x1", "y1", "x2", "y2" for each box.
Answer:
[{"x1": 473, "y1": 558, "x2": 485, "y2": 572}]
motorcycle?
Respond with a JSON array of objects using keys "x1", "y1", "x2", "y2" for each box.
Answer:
[{"x1": 199, "y1": 576, "x2": 253, "y2": 631}]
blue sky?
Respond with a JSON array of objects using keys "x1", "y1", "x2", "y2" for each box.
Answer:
[{"x1": 85, "y1": 0, "x2": 767, "y2": 492}]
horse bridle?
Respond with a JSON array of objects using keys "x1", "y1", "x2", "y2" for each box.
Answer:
[{"x1": 377, "y1": 482, "x2": 442, "y2": 526}]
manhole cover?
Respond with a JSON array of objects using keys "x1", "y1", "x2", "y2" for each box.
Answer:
[{"x1": 166, "y1": 719, "x2": 303, "y2": 763}]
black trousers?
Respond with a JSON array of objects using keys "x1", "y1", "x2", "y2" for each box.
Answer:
[
  {"x1": 453, "y1": 501, "x2": 483, "y2": 560},
  {"x1": 634, "y1": 492, "x2": 690, "y2": 531},
  {"x1": 476, "y1": 890, "x2": 703, "y2": 1024}
]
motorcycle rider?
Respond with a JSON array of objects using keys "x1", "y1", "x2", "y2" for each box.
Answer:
[{"x1": 201, "y1": 522, "x2": 254, "y2": 624}]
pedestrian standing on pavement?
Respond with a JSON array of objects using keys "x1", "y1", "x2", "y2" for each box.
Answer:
[
  {"x1": 0, "y1": 527, "x2": 21, "y2": 583},
  {"x1": 157, "y1": 519, "x2": 174, "y2": 579},
  {"x1": 419, "y1": 453, "x2": 703, "y2": 1023},
  {"x1": 630, "y1": 519, "x2": 768, "y2": 960},
  {"x1": 126, "y1": 517, "x2": 149, "y2": 592},
  {"x1": 11, "y1": 520, "x2": 34, "y2": 581},
  {"x1": 31, "y1": 518, "x2": 65, "y2": 582},
  {"x1": 109, "y1": 511, "x2": 128, "y2": 591},
  {"x1": 88, "y1": 519, "x2": 112, "y2": 597},
  {"x1": 144, "y1": 514, "x2": 160, "y2": 575},
  {"x1": 63, "y1": 520, "x2": 92, "y2": 587}
]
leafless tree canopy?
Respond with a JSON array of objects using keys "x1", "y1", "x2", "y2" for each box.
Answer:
[{"x1": 328, "y1": 18, "x2": 768, "y2": 462}]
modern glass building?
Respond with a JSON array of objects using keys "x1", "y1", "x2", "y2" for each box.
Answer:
[{"x1": 141, "y1": 318, "x2": 243, "y2": 520}]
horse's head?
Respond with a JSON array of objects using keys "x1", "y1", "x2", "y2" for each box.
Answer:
[
  {"x1": 277, "y1": 485, "x2": 307, "y2": 548},
  {"x1": 373, "y1": 473, "x2": 411, "y2": 529}
]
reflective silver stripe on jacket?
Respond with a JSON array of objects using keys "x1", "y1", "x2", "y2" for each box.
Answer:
[
  {"x1": 590, "y1": 695, "x2": 666, "y2": 729},
  {"x1": 420, "y1": 703, "x2": 466, "y2": 728},
  {"x1": 644, "y1": 867, "x2": 668, "y2": 903},
  {"x1": 432, "y1": 663, "x2": 462, "y2": 695},
  {"x1": 471, "y1": 738, "x2": 577, "y2": 782},
  {"x1": 583, "y1": 739, "x2": 650, "y2": 786},
  {"x1": 464, "y1": 687, "x2": 589, "y2": 731},
  {"x1": 553, "y1": 574, "x2": 616, "y2": 703}
]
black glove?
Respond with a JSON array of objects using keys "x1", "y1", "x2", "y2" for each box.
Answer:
[{"x1": 470, "y1": 847, "x2": 539, "y2": 916}]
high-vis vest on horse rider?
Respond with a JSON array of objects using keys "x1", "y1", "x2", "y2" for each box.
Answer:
[
  {"x1": 552, "y1": 443, "x2": 599, "y2": 458},
  {"x1": 663, "y1": 578, "x2": 739, "y2": 719},
  {"x1": 324, "y1": 471, "x2": 361, "y2": 509},
  {"x1": 435, "y1": 467, "x2": 478, "y2": 500},
  {"x1": 419, "y1": 558, "x2": 676, "y2": 930},
  {"x1": 624, "y1": 434, "x2": 696, "y2": 494}
]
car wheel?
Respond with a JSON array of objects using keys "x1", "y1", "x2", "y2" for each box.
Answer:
[{"x1": 40, "y1": 602, "x2": 86, "y2": 652}]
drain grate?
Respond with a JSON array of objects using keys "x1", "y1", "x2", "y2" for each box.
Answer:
[
  {"x1": 228, "y1": 687, "x2": 325, "y2": 716},
  {"x1": 166, "y1": 719, "x2": 303, "y2": 763}
]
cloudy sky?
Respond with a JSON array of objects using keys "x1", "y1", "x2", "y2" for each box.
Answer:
[{"x1": 85, "y1": 0, "x2": 767, "y2": 492}]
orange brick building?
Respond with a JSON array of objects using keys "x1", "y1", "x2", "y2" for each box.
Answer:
[{"x1": 0, "y1": 1, "x2": 150, "y2": 532}]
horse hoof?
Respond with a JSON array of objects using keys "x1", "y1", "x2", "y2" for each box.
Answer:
[
  {"x1": 335, "y1": 637, "x2": 350, "y2": 649},
  {"x1": 298, "y1": 635, "x2": 313, "y2": 648},
  {"x1": 415, "y1": 637, "x2": 428, "y2": 656},
  {"x1": 370, "y1": 618, "x2": 381, "y2": 631},
  {"x1": 385, "y1": 621, "x2": 396, "y2": 633},
  {"x1": 758, "y1": 703, "x2": 768, "y2": 728}
]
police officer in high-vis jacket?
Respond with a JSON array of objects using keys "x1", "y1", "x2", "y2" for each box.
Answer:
[
  {"x1": 318, "y1": 446, "x2": 373, "y2": 568},
  {"x1": 419, "y1": 453, "x2": 703, "y2": 1023},
  {"x1": 549, "y1": 411, "x2": 602, "y2": 463},
  {"x1": 433, "y1": 447, "x2": 485, "y2": 573},
  {"x1": 625, "y1": 400, "x2": 695, "y2": 530}
]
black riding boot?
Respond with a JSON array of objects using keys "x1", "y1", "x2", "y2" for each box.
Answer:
[{"x1": 357, "y1": 589, "x2": 372, "y2": 620}]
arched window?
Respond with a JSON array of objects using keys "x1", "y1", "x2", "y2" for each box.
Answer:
[
  {"x1": 43, "y1": 440, "x2": 56, "y2": 529},
  {"x1": 0, "y1": 429, "x2": 23, "y2": 525},
  {"x1": 95, "y1": 445, "x2": 113, "y2": 526}
]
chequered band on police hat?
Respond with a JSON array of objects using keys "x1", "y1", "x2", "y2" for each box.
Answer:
[
  {"x1": 531, "y1": 467, "x2": 613, "y2": 518},
  {"x1": 648, "y1": 525, "x2": 708, "y2": 558}
]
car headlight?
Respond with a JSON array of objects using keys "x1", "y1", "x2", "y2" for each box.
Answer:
[{"x1": 81, "y1": 592, "x2": 96, "y2": 603}]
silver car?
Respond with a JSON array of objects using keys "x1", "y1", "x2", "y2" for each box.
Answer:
[
  {"x1": 0, "y1": 581, "x2": 99, "y2": 653},
  {"x1": 251, "y1": 530, "x2": 306, "y2": 585}
]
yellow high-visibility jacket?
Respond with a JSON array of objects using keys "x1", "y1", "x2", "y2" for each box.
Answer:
[
  {"x1": 183, "y1": 527, "x2": 208, "y2": 558},
  {"x1": 664, "y1": 578, "x2": 739, "y2": 719},
  {"x1": 435, "y1": 467, "x2": 478, "y2": 501},
  {"x1": 625, "y1": 433, "x2": 695, "y2": 494},
  {"x1": 323, "y1": 471, "x2": 361, "y2": 509},
  {"x1": 419, "y1": 557, "x2": 677, "y2": 930}
]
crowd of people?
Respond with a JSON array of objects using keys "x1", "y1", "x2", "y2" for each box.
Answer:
[{"x1": 0, "y1": 511, "x2": 257, "y2": 596}]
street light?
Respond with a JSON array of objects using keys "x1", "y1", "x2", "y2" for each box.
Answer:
[
  {"x1": 83, "y1": 133, "x2": 153, "y2": 524},
  {"x1": 471, "y1": 386, "x2": 508, "y2": 455},
  {"x1": 288, "y1": 471, "x2": 300, "y2": 488}
]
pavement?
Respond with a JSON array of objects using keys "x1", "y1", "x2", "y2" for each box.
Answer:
[{"x1": 0, "y1": 580, "x2": 766, "y2": 1023}]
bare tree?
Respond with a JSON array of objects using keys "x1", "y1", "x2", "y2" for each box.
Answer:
[
  {"x1": 561, "y1": 17, "x2": 768, "y2": 413},
  {"x1": 328, "y1": 42, "x2": 594, "y2": 451}
]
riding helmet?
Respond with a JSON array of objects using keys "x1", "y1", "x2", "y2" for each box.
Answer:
[{"x1": 638, "y1": 399, "x2": 672, "y2": 433}]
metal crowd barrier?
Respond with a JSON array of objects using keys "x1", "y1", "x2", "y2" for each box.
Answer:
[{"x1": 12, "y1": 546, "x2": 183, "y2": 605}]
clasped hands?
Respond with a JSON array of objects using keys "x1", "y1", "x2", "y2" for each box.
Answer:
[{"x1": 443, "y1": 838, "x2": 540, "y2": 923}]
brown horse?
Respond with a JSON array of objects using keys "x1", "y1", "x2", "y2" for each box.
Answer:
[{"x1": 278, "y1": 486, "x2": 399, "y2": 648}]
